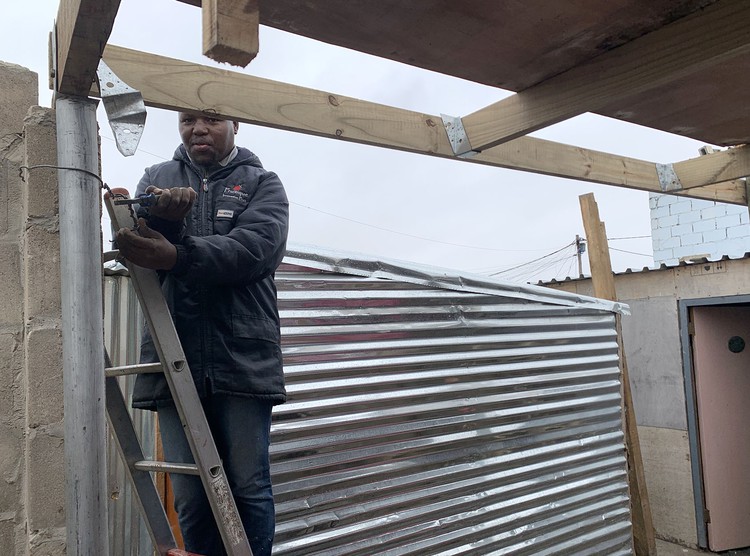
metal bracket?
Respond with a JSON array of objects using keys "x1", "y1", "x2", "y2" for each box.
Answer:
[
  {"x1": 441, "y1": 114, "x2": 478, "y2": 159},
  {"x1": 96, "y1": 60, "x2": 146, "y2": 157},
  {"x1": 656, "y1": 163, "x2": 683, "y2": 192}
]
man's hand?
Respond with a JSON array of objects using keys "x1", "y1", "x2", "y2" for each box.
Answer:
[
  {"x1": 146, "y1": 185, "x2": 196, "y2": 221},
  {"x1": 115, "y1": 219, "x2": 178, "y2": 270}
]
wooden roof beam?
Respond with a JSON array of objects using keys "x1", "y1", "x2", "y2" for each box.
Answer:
[
  {"x1": 460, "y1": 0, "x2": 750, "y2": 153},
  {"x1": 203, "y1": 0, "x2": 259, "y2": 67},
  {"x1": 54, "y1": 0, "x2": 121, "y2": 96},
  {"x1": 672, "y1": 145, "x2": 750, "y2": 190},
  {"x1": 98, "y1": 44, "x2": 746, "y2": 205}
]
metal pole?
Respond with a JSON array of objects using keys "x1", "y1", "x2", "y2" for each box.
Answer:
[{"x1": 56, "y1": 95, "x2": 109, "y2": 554}]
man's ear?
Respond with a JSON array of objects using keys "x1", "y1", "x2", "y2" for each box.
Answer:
[{"x1": 233, "y1": 121, "x2": 239, "y2": 134}]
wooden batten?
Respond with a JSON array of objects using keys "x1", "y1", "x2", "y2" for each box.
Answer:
[
  {"x1": 202, "y1": 0, "x2": 259, "y2": 67},
  {"x1": 579, "y1": 193, "x2": 657, "y2": 556},
  {"x1": 97, "y1": 45, "x2": 746, "y2": 205},
  {"x1": 55, "y1": 0, "x2": 121, "y2": 96}
]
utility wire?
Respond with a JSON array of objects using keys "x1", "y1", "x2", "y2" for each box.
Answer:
[
  {"x1": 610, "y1": 247, "x2": 652, "y2": 257},
  {"x1": 489, "y1": 242, "x2": 575, "y2": 276},
  {"x1": 101, "y1": 134, "x2": 548, "y2": 254}
]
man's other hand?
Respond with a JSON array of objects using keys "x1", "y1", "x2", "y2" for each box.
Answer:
[
  {"x1": 146, "y1": 185, "x2": 196, "y2": 221},
  {"x1": 115, "y1": 219, "x2": 178, "y2": 270}
]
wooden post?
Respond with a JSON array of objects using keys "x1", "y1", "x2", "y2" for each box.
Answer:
[
  {"x1": 579, "y1": 193, "x2": 656, "y2": 556},
  {"x1": 202, "y1": 0, "x2": 259, "y2": 67}
]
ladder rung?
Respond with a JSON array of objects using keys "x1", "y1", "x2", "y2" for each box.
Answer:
[
  {"x1": 105, "y1": 362, "x2": 164, "y2": 377},
  {"x1": 134, "y1": 460, "x2": 200, "y2": 475}
]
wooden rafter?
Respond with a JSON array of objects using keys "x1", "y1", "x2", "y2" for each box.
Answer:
[
  {"x1": 460, "y1": 0, "x2": 750, "y2": 152},
  {"x1": 673, "y1": 146, "x2": 750, "y2": 190},
  {"x1": 54, "y1": 0, "x2": 121, "y2": 96},
  {"x1": 202, "y1": 0, "x2": 259, "y2": 67},
  {"x1": 96, "y1": 45, "x2": 745, "y2": 205}
]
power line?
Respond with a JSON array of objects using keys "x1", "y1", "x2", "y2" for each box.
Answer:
[
  {"x1": 488, "y1": 242, "x2": 575, "y2": 276},
  {"x1": 610, "y1": 247, "x2": 652, "y2": 257}
]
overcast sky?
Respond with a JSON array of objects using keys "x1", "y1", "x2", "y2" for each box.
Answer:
[{"x1": 3, "y1": 1, "x2": 718, "y2": 283}]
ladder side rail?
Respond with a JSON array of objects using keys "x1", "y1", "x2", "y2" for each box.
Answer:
[
  {"x1": 105, "y1": 198, "x2": 253, "y2": 556},
  {"x1": 105, "y1": 350, "x2": 177, "y2": 555}
]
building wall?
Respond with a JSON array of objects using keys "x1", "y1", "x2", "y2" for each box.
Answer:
[
  {"x1": 650, "y1": 193, "x2": 750, "y2": 265},
  {"x1": 545, "y1": 257, "x2": 750, "y2": 549},
  {"x1": 0, "y1": 61, "x2": 66, "y2": 555}
]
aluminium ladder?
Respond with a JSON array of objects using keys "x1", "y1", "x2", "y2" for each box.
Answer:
[{"x1": 103, "y1": 191, "x2": 254, "y2": 556}]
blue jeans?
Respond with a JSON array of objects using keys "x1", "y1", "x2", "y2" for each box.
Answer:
[{"x1": 157, "y1": 395, "x2": 275, "y2": 556}]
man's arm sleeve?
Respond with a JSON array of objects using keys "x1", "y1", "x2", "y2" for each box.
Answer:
[{"x1": 170, "y1": 172, "x2": 289, "y2": 286}]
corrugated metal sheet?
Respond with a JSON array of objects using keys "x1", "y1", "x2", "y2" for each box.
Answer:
[
  {"x1": 103, "y1": 247, "x2": 633, "y2": 555},
  {"x1": 271, "y1": 249, "x2": 633, "y2": 555},
  {"x1": 104, "y1": 274, "x2": 156, "y2": 556}
]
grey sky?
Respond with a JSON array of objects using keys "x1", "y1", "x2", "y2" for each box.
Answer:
[{"x1": 4, "y1": 1, "x2": 715, "y2": 283}]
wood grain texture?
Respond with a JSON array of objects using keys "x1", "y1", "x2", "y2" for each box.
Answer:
[
  {"x1": 55, "y1": 0, "x2": 121, "y2": 95},
  {"x1": 674, "y1": 146, "x2": 750, "y2": 189},
  {"x1": 98, "y1": 45, "x2": 745, "y2": 204},
  {"x1": 462, "y1": 0, "x2": 750, "y2": 151},
  {"x1": 579, "y1": 192, "x2": 657, "y2": 556},
  {"x1": 202, "y1": 0, "x2": 259, "y2": 67}
]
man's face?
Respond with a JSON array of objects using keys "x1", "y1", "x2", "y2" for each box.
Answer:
[{"x1": 178, "y1": 113, "x2": 239, "y2": 167}]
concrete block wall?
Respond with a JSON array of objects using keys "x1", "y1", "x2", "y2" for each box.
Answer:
[
  {"x1": 0, "y1": 61, "x2": 66, "y2": 554},
  {"x1": 650, "y1": 193, "x2": 750, "y2": 265}
]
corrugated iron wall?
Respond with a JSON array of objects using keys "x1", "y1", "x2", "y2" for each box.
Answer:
[
  {"x1": 104, "y1": 254, "x2": 633, "y2": 555},
  {"x1": 104, "y1": 274, "x2": 155, "y2": 556},
  {"x1": 272, "y1": 262, "x2": 633, "y2": 555}
]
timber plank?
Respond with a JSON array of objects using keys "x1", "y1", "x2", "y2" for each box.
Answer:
[
  {"x1": 461, "y1": 1, "x2": 750, "y2": 151},
  {"x1": 55, "y1": 0, "x2": 121, "y2": 96},
  {"x1": 98, "y1": 45, "x2": 745, "y2": 205},
  {"x1": 202, "y1": 0, "x2": 259, "y2": 67}
]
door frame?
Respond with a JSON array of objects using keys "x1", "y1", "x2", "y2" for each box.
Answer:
[{"x1": 678, "y1": 294, "x2": 750, "y2": 549}]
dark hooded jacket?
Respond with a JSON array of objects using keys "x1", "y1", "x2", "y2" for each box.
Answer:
[{"x1": 131, "y1": 145, "x2": 289, "y2": 409}]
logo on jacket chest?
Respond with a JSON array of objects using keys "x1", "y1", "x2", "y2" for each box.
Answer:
[{"x1": 221, "y1": 185, "x2": 249, "y2": 202}]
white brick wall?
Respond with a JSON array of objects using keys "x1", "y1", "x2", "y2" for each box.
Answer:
[{"x1": 650, "y1": 193, "x2": 750, "y2": 265}]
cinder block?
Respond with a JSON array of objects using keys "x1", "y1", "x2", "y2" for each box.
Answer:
[
  {"x1": 26, "y1": 427, "x2": 65, "y2": 530},
  {"x1": 673, "y1": 244, "x2": 709, "y2": 259},
  {"x1": 23, "y1": 226, "x2": 61, "y2": 320},
  {"x1": 0, "y1": 519, "x2": 18, "y2": 556},
  {"x1": 657, "y1": 214, "x2": 679, "y2": 228},
  {"x1": 669, "y1": 201, "x2": 694, "y2": 215},
  {"x1": 0, "y1": 61, "x2": 37, "y2": 140},
  {"x1": 700, "y1": 204, "x2": 727, "y2": 220},
  {"x1": 659, "y1": 236, "x2": 681, "y2": 250},
  {"x1": 25, "y1": 328, "x2": 63, "y2": 427},
  {"x1": 0, "y1": 421, "x2": 23, "y2": 511},
  {"x1": 28, "y1": 527, "x2": 66, "y2": 556},
  {"x1": 691, "y1": 219, "x2": 716, "y2": 233},
  {"x1": 716, "y1": 213, "x2": 742, "y2": 229},
  {"x1": 702, "y1": 228, "x2": 727, "y2": 243},
  {"x1": 0, "y1": 143, "x2": 25, "y2": 237},
  {"x1": 0, "y1": 332, "x2": 22, "y2": 416},
  {"x1": 651, "y1": 227, "x2": 671, "y2": 242},
  {"x1": 0, "y1": 243, "x2": 23, "y2": 326},
  {"x1": 680, "y1": 232, "x2": 704, "y2": 246},
  {"x1": 677, "y1": 210, "x2": 701, "y2": 225},
  {"x1": 741, "y1": 210, "x2": 749, "y2": 225},
  {"x1": 670, "y1": 223, "x2": 692, "y2": 237},
  {"x1": 727, "y1": 225, "x2": 750, "y2": 239},
  {"x1": 23, "y1": 108, "x2": 58, "y2": 219},
  {"x1": 655, "y1": 194, "x2": 679, "y2": 208},
  {"x1": 650, "y1": 205, "x2": 671, "y2": 219},
  {"x1": 648, "y1": 196, "x2": 658, "y2": 210}
]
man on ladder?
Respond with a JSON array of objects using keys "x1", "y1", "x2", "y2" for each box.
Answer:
[{"x1": 115, "y1": 112, "x2": 289, "y2": 556}]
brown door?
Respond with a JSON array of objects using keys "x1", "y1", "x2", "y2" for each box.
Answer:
[{"x1": 692, "y1": 306, "x2": 750, "y2": 551}]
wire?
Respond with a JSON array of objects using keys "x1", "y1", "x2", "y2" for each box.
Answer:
[
  {"x1": 19, "y1": 164, "x2": 104, "y2": 186},
  {"x1": 607, "y1": 235, "x2": 651, "y2": 241},
  {"x1": 610, "y1": 247, "x2": 652, "y2": 257},
  {"x1": 489, "y1": 242, "x2": 575, "y2": 276}
]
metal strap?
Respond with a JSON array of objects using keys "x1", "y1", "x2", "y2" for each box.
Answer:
[
  {"x1": 441, "y1": 114, "x2": 478, "y2": 158},
  {"x1": 96, "y1": 59, "x2": 147, "y2": 157},
  {"x1": 656, "y1": 163, "x2": 683, "y2": 192}
]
